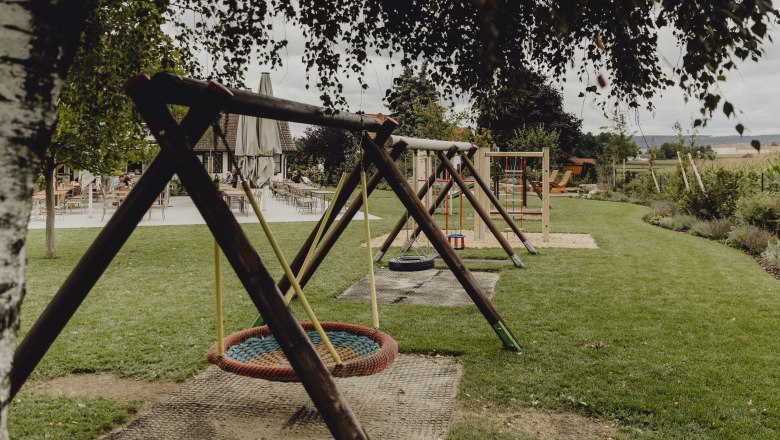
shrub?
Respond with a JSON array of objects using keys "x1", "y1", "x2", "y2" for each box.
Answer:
[
  {"x1": 667, "y1": 214, "x2": 697, "y2": 232},
  {"x1": 682, "y1": 168, "x2": 743, "y2": 219},
  {"x1": 658, "y1": 217, "x2": 676, "y2": 230},
  {"x1": 650, "y1": 200, "x2": 677, "y2": 217},
  {"x1": 708, "y1": 218, "x2": 733, "y2": 240},
  {"x1": 726, "y1": 225, "x2": 774, "y2": 254},
  {"x1": 736, "y1": 194, "x2": 780, "y2": 235},
  {"x1": 611, "y1": 192, "x2": 629, "y2": 203},
  {"x1": 643, "y1": 214, "x2": 663, "y2": 225},
  {"x1": 622, "y1": 176, "x2": 657, "y2": 201},
  {"x1": 683, "y1": 189, "x2": 720, "y2": 220},
  {"x1": 169, "y1": 178, "x2": 188, "y2": 196},
  {"x1": 761, "y1": 240, "x2": 780, "y2": 269},
  {"x1": 690, "y1": 221, "x2": 712, "y2": 238}
]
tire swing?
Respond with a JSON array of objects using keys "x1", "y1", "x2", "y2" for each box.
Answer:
[
  {"x1": 206, "y1": 125, "x2": 396, "y2": 382},
  {"x1": 388, "y1": 255, "x2": 435, "y2": 271},
  {"x1": 389, "y1": 150, "x2": 435, "y2": 271}
]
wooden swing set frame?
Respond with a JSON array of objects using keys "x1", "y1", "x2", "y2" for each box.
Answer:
[
  {"x1": 373, "y1": 141, "x2": 539, "y2": 267},
  {"x1": 11, "y1": 73, "x2": 522, "y2": 439}
]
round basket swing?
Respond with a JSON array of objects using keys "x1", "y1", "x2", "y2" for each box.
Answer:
[{"x1": 205, "y1": 161, "x2": 396, "y2": 382}]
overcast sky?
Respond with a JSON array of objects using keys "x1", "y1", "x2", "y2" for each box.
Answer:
[{"x1": 216, "y1": 18, "x2": 780, "y2": 140}]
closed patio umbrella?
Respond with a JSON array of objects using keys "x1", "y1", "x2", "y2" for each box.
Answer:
[{"x1": 234, "y1": 72, "x2": 282, "y2": 187}]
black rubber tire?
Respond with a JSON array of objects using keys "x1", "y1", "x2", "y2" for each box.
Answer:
[{"x1": 388, "y1": 255, "x2": 435, "y2": 272}]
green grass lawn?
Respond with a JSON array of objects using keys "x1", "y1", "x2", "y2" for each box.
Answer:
[{"x1": 12, "y1": 191, "x2": 780, "y2": 439}]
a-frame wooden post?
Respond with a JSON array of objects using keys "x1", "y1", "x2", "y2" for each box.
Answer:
[
  {"x1": 11, "y1": 80, "x2": 228, "y2": 399},
  {"x1": 397, "y1": 149, "x2": 477, "y2": 252},
  {"x1": 373, "y1": 148, "x2": 457, "y2": 262},
  {"x1": 459, "y1": 151, "x2": 538, "y2": 255},
  {"x1": 128, "y1": 78, "x2": 368, "y2": 439},
  {"x1": 361, "y1": 136, "x2": 522, "y2": 351},
  {"x1": 436, "y1": 150, "x2": 525, "y2": 268}
]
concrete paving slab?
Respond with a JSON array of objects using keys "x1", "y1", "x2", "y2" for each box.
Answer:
[
  {"x1": 28, "y1": 195, "x2": 380, "y2": 229},
  {"x1": 339, "y1": 268, "x2": 499, "y2": 306}
]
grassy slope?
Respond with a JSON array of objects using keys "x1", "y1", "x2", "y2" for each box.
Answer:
[{"x1": 13, "y1": 192, "x2": 780, "y2": 439}]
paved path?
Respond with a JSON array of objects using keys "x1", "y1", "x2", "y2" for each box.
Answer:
[{"x1": 28, "y1": 195, "x2": 380, "y2": 229}]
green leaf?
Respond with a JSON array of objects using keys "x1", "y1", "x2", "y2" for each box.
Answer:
[
  {"x1": 736, "y1": 124, "x2": 744, "y2": 135},
  {"x1": 723, "y1": 101, "x2": 734, "y2": 117},
  {"x1": 751, "y1": 140, "x2": 761, "y2": 152}
]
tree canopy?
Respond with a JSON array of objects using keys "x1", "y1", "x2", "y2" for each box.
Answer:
[
  {"x1": 171, "y1": 0, "x2": 778, "y2": 132},
  {"x1": 53, "y1": 0, "x2": 178, "y2": 175},
  {"x1": 385, "y1": 65, "x2": 466, "y2": 141},
  {"x1": 385, "y1": 65, "x2": 439, "y2": 136},
  {"x1": 294, "y1": 126, "x2": 358, "y2": 184},
  {"x1": 476, "y1": 68, "x2": 582, "y2": 163}
]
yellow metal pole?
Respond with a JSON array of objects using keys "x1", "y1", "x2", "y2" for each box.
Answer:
[
  {"x1": 284, "y1": 172, "x2": 347, "y2": 303},
  {"x1": 214, "y1": 241, "x2": 224, "y2": 357},
  {"x1": 240, "y1": 181, "x2": 342, "y2": 365},
  {"x1": 361, "y1": 171, "x2": 380, "y2": 329}
]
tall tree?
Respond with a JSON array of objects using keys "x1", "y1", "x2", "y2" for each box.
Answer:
[
  {"x1": 599, "y1": 114, "x2": 639, "y2": 188},
  {"x1": 1, "y1": 2, "x2": 777, "y2": 437},
  {"x1": 578, "y1": 132, "x2": 611, "y2": 159},
  {"x1": 476, "y1": 68, "x2": 582, "y2": 164},
  {"x1": 509, "y1": 125, "x2": 562, "y2": 164},
  {"x1": 295, "y1": 126, "x2": 358, "y2": 184},
  {"x1": 385, "y1": 64, "x2": 439, "y2": 136},
  {"x1": 41, "y1": 0, "x2": 176, "y2": 258}
]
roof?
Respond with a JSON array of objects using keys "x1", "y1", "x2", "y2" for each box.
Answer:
[
  {"x1": 193, "y1": 113, "x2": 297, "y2": 154},
  {"x1": 277, "y1": 119, "x2": 297, "y2": 153}
]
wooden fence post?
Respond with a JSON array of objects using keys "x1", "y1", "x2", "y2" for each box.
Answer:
[
  {"x1": 688, "y1": 152, "x2": 706, "y2": 193},
  {"x1": 676, "y1": 151, "x2": 690, "y2": 190}
]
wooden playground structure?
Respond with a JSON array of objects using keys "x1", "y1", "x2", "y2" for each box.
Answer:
[
  {"x1": 372, "y1": 142, "x2": 552, "y2": 260},
  {"x1": 476, "y1": 149, "x2": 551, "y2": 243},
  {"x1": 11, "y1": 73, "x2": 527, "y2": 440}
]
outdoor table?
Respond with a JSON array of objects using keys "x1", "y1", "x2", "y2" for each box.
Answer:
[
  {"x1": 221, "y1": 189, "x2": 248, "y2": 215},
  {"x1": 309, "y1": 189, "x2": 335, "y2": 213},
  {"x1": 52, "y1": 189, "x2": 70, "y2": 207}
]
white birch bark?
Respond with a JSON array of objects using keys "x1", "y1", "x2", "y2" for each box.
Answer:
[
  {"x1": 0, "y1": 4, "x2": 40, "y2": 437},
  {"x1": 0, "y1": 2, "x2": 87, "y2": 438}
]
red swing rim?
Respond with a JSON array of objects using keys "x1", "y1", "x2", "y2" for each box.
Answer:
[{"x1": 207, "y1": 321, "x2": 398, "y2": 382}]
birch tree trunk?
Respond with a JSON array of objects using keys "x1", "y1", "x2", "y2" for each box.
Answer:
[{"x1": 0, "y1": 2, "x2": 87, "y2": 437}]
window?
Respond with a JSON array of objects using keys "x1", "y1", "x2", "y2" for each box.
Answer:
[{"x1": 274, "y1": 154, "x2": 282, "y2": 173}]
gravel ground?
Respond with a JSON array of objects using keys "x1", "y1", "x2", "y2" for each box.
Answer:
[{"x1": 370, "y1": 230, "x2": 598, "y2": 249}]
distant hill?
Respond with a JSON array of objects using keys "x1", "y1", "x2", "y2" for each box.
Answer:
[{"x1": 632, "y1": 134, "x2": 780, "y2": 151}]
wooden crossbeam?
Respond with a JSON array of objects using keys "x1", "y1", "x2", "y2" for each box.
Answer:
[{"x1": 129, "y1": 78, "x2": 368, "y2": 439}]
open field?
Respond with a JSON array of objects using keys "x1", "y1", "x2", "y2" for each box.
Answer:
[
  {"x1": 13, "y1": 191, "x2": 780, "y2": 439},
  {"x1": 624, "y1": 153, "x2": 780, "y2": 176}
]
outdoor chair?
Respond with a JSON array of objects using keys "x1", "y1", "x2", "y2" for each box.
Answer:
[
  {"x1": 292, "y1": 188, "x2": 315, "y2": 213},
  {"x1": 64, "y1": 188, "x2": 88, "y2": 213},
  {"x1": 550, "y1": 170, "x2": 572, "y2": 193},
  {"x1": 530, "y1": 170, "x2": 572, "y2": 194},
  {"x1": 147, "y1": 183, "x2": 170, "y2": 220}
]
